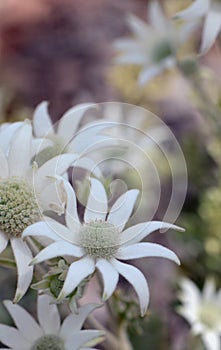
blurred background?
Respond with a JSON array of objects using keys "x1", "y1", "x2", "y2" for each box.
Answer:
[{"x1": 0, "y1": 0, "x2": 221, "y2": 349}]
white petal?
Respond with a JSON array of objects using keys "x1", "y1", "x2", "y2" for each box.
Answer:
[
  {"x1": 0, "y1": 121, "x2": 22, "y2": 152},
  {"x1": 116, "y1": 242, "x2": 180, "y2": 265},
  {"x1": 31, "y1": 241, "x2": 84, "y2": 265},
  {"x1": 120, "y1": 221, "x2": 184, "y2": 245},
  {"x1": 32, "y1": 101, "x2": 53, "y2": 137},
  {"x1": 59, "y1": 178, "x2": 81, "y2": 232},
  {"x1": 175, "y1": 0, "x2": 209, "y2": 20},
  {"x1": 57, "y1": 103, "x2": 96, "y2": 140},
  {"x1": 114, "y1": 51, "x2": 146, "y2": 65},
  {"x1": 0, "y1": 148, "x2": 9, "y2": 178},
  {"x1": 31, "y1": 138, "x2": 53, "y2": 157},
  {"x1": 203, "y1": 278, "x2": 216, "y2": 300},
  {"x1": 8, "y1": 122, "x2": 32, "y2": 177},
  {"x1": 43, "y1": 218, "x2": 78, "y2": 243},
  {"x1": 60, "y1": 304, "x2": 101, "y2": 337},
  {"x1": 58, "y1": 256, "x2": 95, "y2": 300},
  {"x1": 203, "y1": 331, "x2": 220, "y2": 350},
  {"x1": 11, "y1": 238, "x2": 33, "y2": 303},
  {"x1": 84, "y1": 178, "x2": 108, "y2": 222},
  {"x1": 37, "y1": 294, "x2": 60, "y2": 334},
  {"x1": 200, "y1": 11, "x2": 221, "y2": 54},
  {"x1": 138, "y1": 64, "x2": 165, "y2": 85},
  {"x1": 111, "y1": 258, "x2": 149, "y2": 316},
  {"x1": 107, "y1": 189, "x2": 139, "y2": 232},
  {"x1": 23, "y1": 221, "x2": 63, "y2": 241},
  {"x1": 3, "y1": 300, "x2": 43, "y2": 342},
  {"x1": 0, "y1": 231, "x2": 8, "y2": 254},
  {"x1": 179, "y1": 278, "x2": 201, "y2": 306},
  {"x1": 149, "y1": 0, "x2": 169, "y2": 31},
  {"x1": 71, "y1": 156, "x2": 102, "y2": 178},
  {"x1": 127, "y1": 14, "x2": 151, "y2": 38},
  {"x1": 34, "y1": 153, "x2": 79, "y2": 192},
  {"x1": 0, "y1": 325, "x2": 30, "y2": 349},
  {"x1": 65, "y1": 330, "x2": 105, "y2": 350},
  {"x1": 96, "y1": 259, "x2": 119, "y2": 300}
]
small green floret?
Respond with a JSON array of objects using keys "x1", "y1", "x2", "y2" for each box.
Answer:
[{"x1": 31, "y1": 335, "x2": 65, "y2": 350}]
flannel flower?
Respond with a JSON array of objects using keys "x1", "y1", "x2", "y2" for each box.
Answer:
[
  {"x1": 177, "y1": 278, "x2": 221, "y2": 350},
  {"x1": 0, "y1": 294, "x2": 104, "y2": 350},
  {"x1": 114, "y1": 0, "x2": 194, "y2": 85},
  {"x1": 33, "y1": 102, "x2": 114, "y2": 177},
  {"x1": 23, "y1": 177, "x2": 183, "y2": 316},
  {"x1": 0, "y1": 121, "x2": 78, "y2": 302},
  {"x1": 175, "y1": 0, "x2": 221, "y2": 54}
]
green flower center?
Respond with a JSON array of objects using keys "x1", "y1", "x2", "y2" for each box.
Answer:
[
  {"x1": 151, "y1": 40, "x2": 174, "y2": 63},
  {"x1": 198, "y1": 302, "x2": 221, "y2": 329},
  {"x1": 79, "y1": 221, "x2": 120, "y2": 259},
  {"x1": 0, "y1": 178, "x2": 40, "y2": 237},
  {"x1": 31, "y1": 335, "x2": 65, "y2": 350}
]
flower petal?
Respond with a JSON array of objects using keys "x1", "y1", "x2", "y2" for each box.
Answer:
[
  {"x1": 139, "y1": 64, "x2": 165, "y2": 85},
  {"x1": 37, "y1": 294, "x2": 60, "y2": 334},
  {"x1": 203, "y1": 331, "x2": 220, "y2": 350},
  {"x1": 203, "y1": 278, "x2": 216, "y2": 300},
  {"x1": 57, "y1": 103, "x2": 96, "y2": 141},
  {"x1": 84, "y1": 178, "x2": 108, "y2": 222},
  {"x1": 96, "y1": 259, "x2": 119, "y2": 300},
  {"x1": 178, "y1": 278, "x2": 201, "y2": 307},
  {"x1": 0, "y1": 148, "x2": 9, "y2": 178},
  {"x1": 119, "y1": 221, "x2": 184, "y2": 245},
  {"x1": 115, "y1": 242, "x2": 180, "y2": 265},
  {"x1": 33, "y1": 101, "x2": 53, "y2": 137},
  {"x1": 31, "y1": 241, "x2": 84, "y2": 265},
  {"x1": 0, "y1": 325, "x2": 30, "y2": 349},
  {"x1": 111, "y1": 258, "x2": 149, "y2": 316},
  {"x1": 0, "y1": 231, "x2": 8, "y2": 254},
  {"x1": 200, "y1": 10, "x2": 221, "y2": 54},
  {"x1": 107, "y1": 189, "x2": 139, "y2": 232},
  {"x1": 3, "y1": 300, "x2": 43, "y2": 342},
  {"x1": 0, "y1": 121, "x2": 22, "y2": 153},
  {"x1": 65, "y1": 330, "x2": 105, "y2": 350},
  {"x1": 8, "y1": 121, "x2": 32, "y2": 177},
  {"x1": 58, "y1": 256, "x2": 95, "y2": 300},
  {"x1": 71, "y1": 156, "x2": 102, "y2": 178},
  {"x1": 60, "y1": 304, "x2": 101, "y2": 337},
  {"x1": 174, "y1": 0, "x2": 209, "y2": 20},
  {"x1": 11, "y1": 238, "x2": 33, "y2": 303},
  {"x1": 23, "y1": 221, "x2": 64, "y2": 242},
  {"x1": 149, "y1": 0, "x2": 169, "y2": 31},
  {"x1": 34, "y1": 153, "x2": 79, "y2": 192}
]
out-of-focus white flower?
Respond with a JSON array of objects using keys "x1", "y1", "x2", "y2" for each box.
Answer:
[
  {"x1": 177, "y1": 278, "x2": 221, "y2": 350},
  {"x1": 114, "y1": 0, "x2": 194, "y2": 84},
  {"x1": 175, "y1": 0, "x2": 221, "y2": 54},
  {"x1": 23, "y1": 177, "x2": 183, "y2": 316},
  {"x1": 0, "y1": 121, "x2": 78, "y2": 302},
  {"x1": 0, "y1": 294, "x2": 104, "y2": 350},
  {"x1": 33, "y1": 102, "x2": 114, "y2": 177}
]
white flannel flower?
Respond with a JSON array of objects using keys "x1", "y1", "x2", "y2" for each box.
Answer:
[
  {"x1": 114, "y1": 0, "x2": 194, "y2": 85},
  {"x1": 175, "y1": 0, "x2": 221, "y2": 54},
  {"x1": 33, "y1": 102, "x2": 114, "y2": 177},
  {"x1": 0, "y1": 121, "x2": 78, "y2": 302},
  {"x1": 178, "y1": 278, "x2": 221, "y2": 350},
  {"x1": 23, "y1": 178, "x2": 183, "y2": 316},
  {"x1": 0, "y1": 294, "x2": 104, "y2": 350}
]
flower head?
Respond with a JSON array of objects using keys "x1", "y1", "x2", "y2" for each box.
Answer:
[
  {"x1": 114, "y1": 1, "x2": 194, "y2": 84},
  {"x1": 23, "y1": 177, "x2": 183, "y2": 316},
  {"x1": 177, "y1": 277, "x2": 221, "y2": 350},
  {"x1": 175, "y1": 0, "x2": 221, "y2": 54},
  {"x1": 0, "y1": 294, "x2": 104, "y2": 350}
]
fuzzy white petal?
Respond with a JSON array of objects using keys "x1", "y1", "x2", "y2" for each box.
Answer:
[
  {"x1": 0, "y1": 122, "x2": 22, "y2": 153},
  {"x1": 96, "y1": 259, "x2": 119, "y2": 300},
  {"x1": 3, "y1": 300, "x2": 43, "y2": 342},
  {"x1": 107, "y1": 189, "x2": 139, "y2": 232},
  {"x1": 175, "y1": 0, "x2": 209, "y2": 20},
  {"x1": 23, "y1": 221, "x2": 63, "y2": 242},
  {"x1": 33, "y1": 102, "x2": 53, "y2": 137},
  {"x1": 58, "y1": 256, "x2": 95, "y2": 300},
  {"x1": 127, "y1": 14, "x2": 151, "y2": 38},
  {"x1": 84, "y1": 178, "x2": 108, "y2": 222},
  {"x1": 37, "y1": 294, "x2": 60, "y2": 334},
  {"x1": 116, "y1": 242, "x2": 180, "y2": 264},
  {"x1": 203, "y1": 278, "x2": 216, "y2": 300},
  {"x1": 65, "y1": 330, "x2": 105, "y2": 350},
  {"x1": 0, "y1": 325, "x2": 30, "y2": 349},
  {"x1": 179, "y1": 278, "x2": 201, "y2": 306},
  {"x1": 0, "y1": 231, "x2": 8, "y2": 254},
  {"x1": 31, "y1": 241, "x2": 84, "y2": 265},
  {"x1": 203, "y1": 331, "x2": 220, "y2": 350},
  {"x1": 57, "y1": 103, "x2": 96, "y2": 140},
  {"x1": 111, "y1": 258, "x2": 149, "y2": 316},
  {"x1": 60, "y1": 304, "x2": 101, "y2": 337},
  {"x1": 149, "y1": 0, "x2": 169, "y2": 31},
  {"x1": 11, "y1": 238, "x2": 33, "y2": 303},
  {"x1": 200, "y1": 10, "x2": 221, "y2": 54},
  {"x1": 120, "y1": 221, "x2": 184, "y2": 245},
  {"x1": 0, "y1": 148, "x2": 9, "y2": 178},
  {"x1": 139, "y1": 64, "x2": 164, "y2": 85},
  {"x1": 8, "y1": 122, "x2": 32, "y2": 177}
]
